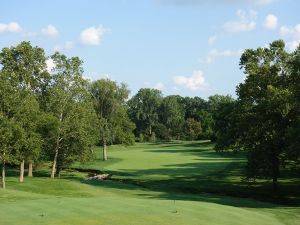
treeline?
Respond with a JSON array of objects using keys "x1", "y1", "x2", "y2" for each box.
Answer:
[{"x1": 128, "y1": 89, "x2": 233, "y2": 141}]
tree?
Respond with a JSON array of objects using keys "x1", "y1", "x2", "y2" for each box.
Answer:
[
  {"x1": 0, "y1": 71, "x2": 23, "y2": 188},
  {"x1": 15, "y1": 93, "x2": 42, "y2": 180},
  {"x1": 128, "y1": 88, "x2": 162, "y2": 139},
  {"x1": 207, "y1": 95, "x2": 234, "y2": 112},
  {"x1": 208, "y1": 94, "x2": 235, "y2": 140},
  {"x1": 159, "y1": 95, "x2": 184, "y2": 140},
  {"x1": 0, "y1": 41, "x2": 48, "y2": 180},
  {"x1": 213, "y1": 99, "x2": 239, "y2": 151},
  {"x1": 90, "y1": 79, "x2": 135, "y2": 160},
  {"x1": 46, "y1": 52, "x2": 98, "y2": 178},
  {"x1": 185, "y1": 118, "x2": 202, "y2": 141},
  {"x1": 231, "y1": 40, "x2": 299, "y2": 192},
  {"x1": 179, "y1": 96, "x2": 213, "y2": 139},
  {"x1": 0, "y1": 117, "x2": 23, "y2": 188},
  {"x1": 285, "y1": 45, "x2": 300, "y2": 167}
]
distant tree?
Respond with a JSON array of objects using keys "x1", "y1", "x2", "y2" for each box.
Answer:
[
  {"x1": 213, "y1": 100, "x2": 239, "y2": 151},
  {"x1": 90, "y1": 79, "x2": 135, "y2": 161},
  {"x1": 208, "y1": 95, "x2": 234, "y2": 112},
  {"x1": 159, "y1": 95, "x2": 185, "y2": 140},
  {"x1": 179, "y1": 96, "x2": 213, "y2": 139},
  {"x1": 180, "y1": 97, "x2": 206, "y2": 120},
  {"x1": 185, "y1": 118, "x2": 202, "y2": 141},
  {"x1": 128, "y1": 88, "x2": 162, "y2": 139},
  {"x1": 197, "y1": 110, "x2": 214, "y2": 139},
  {"x1": 154, "y1": 123, "x2": 169, "y2": 140},
  {"x1": 207, "y1": 94, "x2": 235, "y2": 141}
]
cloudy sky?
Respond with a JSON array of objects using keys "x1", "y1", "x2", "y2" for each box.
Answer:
[{"x1": 0, "y1": 0, "x2": 299, "y2": 98}]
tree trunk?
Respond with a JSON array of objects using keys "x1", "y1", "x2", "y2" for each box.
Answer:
[
  {"x1": 149, "y1": 124, "x2": 152, "y2": 136},
  {"x1": 51, "y1": 147, "x2": 59, "y2": 178},
  {"x1": 19, "y1": 160, "x2": 25, "y2": 183},
  {"x1": 103, "y1": 139, "x2": 107, "y2": 161},
  {"x1": 51, "y1": 112, "x2": 63, "y2": 178},
  {"x1": 51, "y1": 139, "x2": 60, "y2": 178},
  {"x1": 28, "y1": 162, "x2": 33, "y2": 177},
  {"x1": 1, "y1": 160, "x2": 5, "y2": 189}
]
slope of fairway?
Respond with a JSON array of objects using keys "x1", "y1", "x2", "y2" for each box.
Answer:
[
  {"x1": 0, "y1": 141, "x2": 299, "y2": 225},
  {"x1": 73, "y1": 141, "x2": 300, "y2": 199},
  {"x1": 74, "y1": 141, "x2": 244, "y2": 181}
]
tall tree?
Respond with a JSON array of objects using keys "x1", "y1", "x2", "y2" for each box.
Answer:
[
  {"x1": 217, "y1": 40, "x2": 300, "y2": 192},
  {"x1": 15, "y1": 93, "x2": 42, "y2": 179},
  {"x1": 0, "y1": 71, "x2": 23, "y2": 188},
  {"x1": 0, "y1": 41, "x2": 48, "y2": 180},
  {"x1": 46, "y1": 52, "x2": 97, "y2": 177},
  {"x1": 128, "y1": 88, "x2": 162, "y2": 138},
  {"x1": 90, "y1": 79, "x2": 135, "y2": 161}
]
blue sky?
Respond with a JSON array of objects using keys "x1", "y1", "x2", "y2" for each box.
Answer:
[{"x1": 0, "y1": 0, "x2": 299, "y2": 98}]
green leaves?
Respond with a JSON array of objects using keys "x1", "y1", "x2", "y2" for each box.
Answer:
[
  {"x1": 128, "y1": 88, "x2": 162, "y2": 137},
  {"x1": 45, "y1": 52, "x2": 98, "y2": 169},
  {"x1": 90, "y1": 79, "x2": 135, "y2": 146},
  {"x1": 216, "y1": 40, "x2": 300, "y2": 190}
]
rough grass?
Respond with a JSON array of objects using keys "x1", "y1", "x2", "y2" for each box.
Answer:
[{"x1": 0, "y1": 140, "x2": 299, "y2": 225}]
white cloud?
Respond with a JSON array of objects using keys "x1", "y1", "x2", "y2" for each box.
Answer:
[
  {"x1": 279, "y1": 23, "x2": 300, "y2": 51},
  {"x1": 264, "y1": 14, "x2": 278, "y2": 30},
  {"x1": 280, "y1": 24, "x2": 300, "y2": 39},
  {"x1": 54, "y1": 41, "x2": 74, "y2": 51},
  {"x1": 223, "y1": 10, "x2": 256, "y2": 32},
  {"x1": 80, "y1": 25, "x2": 110, "y2": 46},
  {"x1": 41, "y1": 25, "x2": 59, "y2": 38},
  {"x1": 173, "y1": 70, "x2": 208, "y2": 91},
  {"x1": 208, "y1": 35, "x2": 217, "y2": 45},
  {"x1": 0, "y1": 22, "x2": 22, "y2": 33},
  {"x1": 46, "y1": 59, "x2": 55, "y2": 72},
  {"x1": 84, "y1": 72, "x2": 110, "y2": 81},
  {"x1": 201, "y1": 49, "x2": 243, "y2": 64},
  {"x1": 153, "y1": 82, "x2": 165, "y2": 91},
  {"x1": 286, "y1": 40, "x2": 300, "y2": 52}
]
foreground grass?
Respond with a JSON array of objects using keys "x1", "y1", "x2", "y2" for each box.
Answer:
[
  {"x1": 1, "y1": 176, "x2": 299, "y2": 225},
  {"x1": 0, "y1": 140, "x2": 299, "y2": 225}
]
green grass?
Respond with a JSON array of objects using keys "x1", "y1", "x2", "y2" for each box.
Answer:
[
  {"x1": 0, "y1": 140, "x2": 299, "y2": 225},
  {"x1": 73, "y1": 141, "x2": 300, "y2": 202}
]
